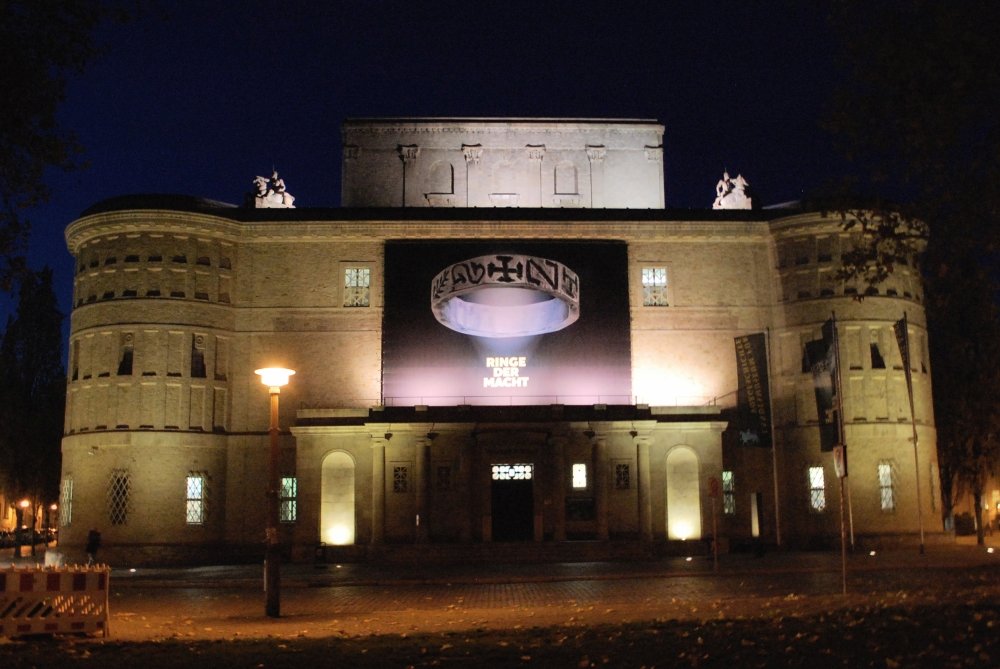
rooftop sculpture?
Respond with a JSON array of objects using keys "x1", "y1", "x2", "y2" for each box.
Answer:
[
  {"x1": 248, "y1": 170, "x2": 296, "y2": 208},
  {"x1": 713, "y1": 171, "x2": 752, "y2": 210}
]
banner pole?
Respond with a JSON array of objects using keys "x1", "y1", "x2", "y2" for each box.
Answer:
[{"x1": 765, "y1": 327, "x2": 781, "y2": 547}]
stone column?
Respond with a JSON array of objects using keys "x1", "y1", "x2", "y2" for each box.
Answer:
[
  {"x1": 463, "y1": 144, "x2": 483, "y2": 207},
  {"x1": 587, "y1": 145, "x2": 606, "y2": 208},
  {"x1": 549, "y1": 435, "x2": 567, "y2": 541},
  {"x1": 370, "y1": 436, "x2": 388, "y2": 544},
  {"x1": 414, "y1": 437, "x2": 431, "y2": 543},
  {"x1": 526, "y1": 145, "x2": 545, "y2": 207},
  {"x1": 397, "y1": 144, "x2": 420, "y2": 207},
  {"x1": 592, "y1": 435, "x2": 609, "y2": 541},
  {"x1": 636, "y1": 436, "x2": 653, "y2": 542}
]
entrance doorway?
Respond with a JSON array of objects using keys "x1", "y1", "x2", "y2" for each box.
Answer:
[{"x1": 491, "y1": 463, "x2": 534, "y2": 541}]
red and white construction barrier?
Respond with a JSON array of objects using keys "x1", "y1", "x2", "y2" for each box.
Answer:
[{"x1": 0, "y1": 565, "x2": 110, "y2": 637}]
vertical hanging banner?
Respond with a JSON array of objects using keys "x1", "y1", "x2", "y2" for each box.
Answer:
[
  {"x1": 734, "y1": 333, "x2": 772, "y2": 447},
  {"x1": 806, "y1": 319, "x2": 840, "y2": 452}
]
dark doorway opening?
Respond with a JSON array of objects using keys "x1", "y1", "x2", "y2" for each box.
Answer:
[{"x1": 491, "y1": 478, "x2": 534, "y2": 541}]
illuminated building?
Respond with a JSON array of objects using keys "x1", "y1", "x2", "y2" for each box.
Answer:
[{"x1": 60, "y1": 119, "x2": 942, "y2": 564}]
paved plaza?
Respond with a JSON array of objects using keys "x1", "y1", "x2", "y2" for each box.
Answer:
[
  {"x1": 1, "y1": 539, "x2": 998, "y2": 667},
  {"x1": 62, "y1": 537, "x2": 1000, "y2": 641}
]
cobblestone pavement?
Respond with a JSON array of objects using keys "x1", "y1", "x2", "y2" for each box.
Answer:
[{"x1": 92, "y1": 542, "x2": 1000, "y2": 642}]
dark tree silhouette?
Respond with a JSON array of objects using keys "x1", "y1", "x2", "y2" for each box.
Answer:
[
  {"x1": 824, "y1": 1, "x2": 1000, "y2": 539},
  {"x1": 0, "y1": 269, "x2": 66, "y2": 514},
  {"x1": 0, "y1": 1, "x2": 131, "y2": 289}
]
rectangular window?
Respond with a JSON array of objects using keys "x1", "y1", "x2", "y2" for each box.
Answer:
[
  {"x1": 641, "y1": 267, "x2": 669, "y2": 306},
  {"x1": 393, "y1": 465, "x2": 409, "y2": 492},
  {"x1": 60, "y1": 477, "x2": 74, "y2": 526},
  {"x1": 344, "y1": 267, "x2": 371, "y2": 307},
  {"x1": 280, "y1": 476, "x2": 297, "y2": 522},
  {"x1": 572, "y1": 463, "x2": 588, "y2": 489},
  {"x1": 808, "y1": 466, "x2": 826, "y2": 512},
  {"x1": 614, "y1": 462, "x2": 630, "y2": 490},
  {"x1": 108, "y1": 469, "x2": 131, "y2": 526},
  {"x1": 722, "y1": 470, "x2": 736, "y2": 515},
  {"x1": 186, "y1": 474, "x2": 206, "y2": 525},
  {"x1": 878, "y1": 462, "x2": 896, "y2": 512}
]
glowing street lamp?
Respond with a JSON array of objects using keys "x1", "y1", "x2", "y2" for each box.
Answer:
[
  {"x1": 255, "y1": 367, "x2": 295, "y2": 618},
  {"x1": 18, "y1": 499, "x2": 30, "y2": 557}
]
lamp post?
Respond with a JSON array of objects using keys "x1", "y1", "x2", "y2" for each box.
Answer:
[
  {"x1": 18, "y1": 499, "x2": 30, "y2": 558},
  {"x1": 255, "y1": 367, "x2": 295, "y2": 618}
]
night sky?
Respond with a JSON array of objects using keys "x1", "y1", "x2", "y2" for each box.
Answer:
[{"x1": 12, "y1": 0, "x2": 845, "y2": 327}]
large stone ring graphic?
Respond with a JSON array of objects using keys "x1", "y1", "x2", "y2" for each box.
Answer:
[{"x1": 431, "y1": 254, "x2": 580, "y2": 337}]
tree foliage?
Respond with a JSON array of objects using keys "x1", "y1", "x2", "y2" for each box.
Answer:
[
  {"x1": 0, "y1": 269, "x2": 66, "y2": 504},
  {"x1": 825, "y1": 1, "x2": 1000, "y2": 537},
  {"x1": 0, "y1": 1, "x2": 130, "y2": 289}
]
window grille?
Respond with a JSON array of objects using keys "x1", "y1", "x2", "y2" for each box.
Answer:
[
  {"x1": 722, "y1": 470, "x2": 736, "y2": 515},
  {"x1": 344, "y1": 267, "x2": 371, "y2": 307},
  {"x1": 641, "y1": 267, "x2": 669, "y2": 306},
  {"x1": 393, "y1": 466, "x2": 409, "y2": 492},
  {"x1": 186, "y1": 474, "x2": 206, "y2": 524},
  {"x1": 60, "y1": 477, "x2": 74, "y2": 526},
  {"x1": 808, "y1": 466, "x2": 826, "y2": 512},
  {"x1": 614, "y1": 463, "x2": 630, "y2": 490},
  {"x1": 878, "y1": 462, "x2": 896, "y2": 511},
  {"x1": 107, "y1": 469, "x2": 131, "y2": 525},
  {"x1": 280, "y1": 477, "x2": 297, "y2": 522}
]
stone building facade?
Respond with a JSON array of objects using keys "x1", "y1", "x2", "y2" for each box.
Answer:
[{"x1": 59, "y1": 119, "x2": 943, "y2": 565}]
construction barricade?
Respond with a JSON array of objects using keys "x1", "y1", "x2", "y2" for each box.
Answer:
[{"x1": 0, "y1": 564, "x2": 110, "y2": 637}]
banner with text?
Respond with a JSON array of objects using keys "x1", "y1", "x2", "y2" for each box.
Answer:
[{"x1": 734, "y1": 333, "x2": 772, "y2": 447}]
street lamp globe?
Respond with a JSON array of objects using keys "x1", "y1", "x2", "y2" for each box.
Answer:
[{"x1": 255, "y1": 367, "x2": 295, "y2": 389}]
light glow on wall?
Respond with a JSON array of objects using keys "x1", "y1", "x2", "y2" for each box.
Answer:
[
  {"x1": 666, "y1": 447, "x2": 702, "y2": 540},
  {"x1": 321, "y1": 451, "x2": 355, "y2": 545},
  {"x1": 633, "y1": 366, "x2": 709, "y2": 406},
  {"x1": 324, "y1": 523, "x2": 353, "y2": 546}
]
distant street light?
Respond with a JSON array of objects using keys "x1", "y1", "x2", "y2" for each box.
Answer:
[
  {"x1": 255, "y1": 367, "x2": 295, "y2": 618},
  {"x1": 18, "y1": 499, "x2": 30, "y2": 558}
]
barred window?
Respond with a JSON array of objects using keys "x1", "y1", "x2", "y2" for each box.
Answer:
[
  {"x1": 878, "y1": 462, "x2": 896, "y2": 512},
  {"x1": 808, "y1": 466, "x2": 826, "y2": 512},
  {"x1": 108, "y1": 469, "x2": 131, "y2": 526},
  {"x1": 344, "y1": 267, "x2": 371, "y2": 307},
  {"x1": 572, "y1": 463, "x2": 588, "y2": 489},
  {"x1": 60, "y1": 477, "x2": 74, "y2": 526},
  {"x1": 280, "y1": 477, "x2": 297, "y2": 523},
  {"x1": 186, "y1": 474, "x2": 206, "y2": 525},
  {"x1": 722, "y1": 470, "x2": 736, "y2": 515},
  {"x1": 641, "y1": 267, "x2": 669, "y2": 306},
  {"x1": 614, "y1": 463, "x2": 631, "y2": 490},
  {"x1": 393, "y1": 465, "x2": 409, "y2": 492}
]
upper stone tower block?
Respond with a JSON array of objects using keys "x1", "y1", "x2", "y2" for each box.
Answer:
[{"x1": 341, "y1": 118, "x2": 665, "y2": 208}]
